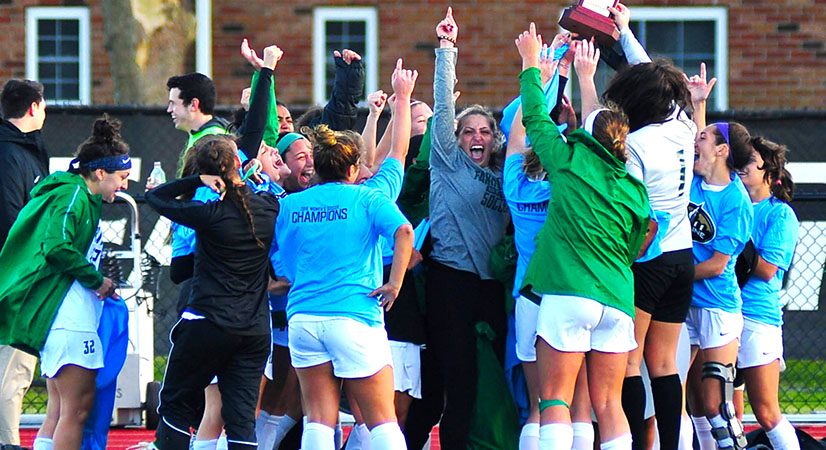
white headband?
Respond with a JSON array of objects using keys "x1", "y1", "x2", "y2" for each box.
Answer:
[{"x1": 583, "y1": 108, "x2": 609, "y2": 135}]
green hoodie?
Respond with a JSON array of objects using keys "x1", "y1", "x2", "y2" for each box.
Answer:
[{"x1": 0, "y1": 171, "x2": 104, "y2": 355}]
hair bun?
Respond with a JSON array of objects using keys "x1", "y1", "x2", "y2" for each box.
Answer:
[
  {"x1": 91, "y1": 113, "x2": 122, "y2": 144},
  {"x1": 303, "y1": 124, "x2": 336, "y2": 149}
]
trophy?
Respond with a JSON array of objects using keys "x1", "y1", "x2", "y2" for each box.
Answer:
[{"x1": 558, "y1": 0, "x2": 621, "y2": 47}]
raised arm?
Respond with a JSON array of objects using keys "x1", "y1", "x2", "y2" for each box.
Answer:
[
  {"x1": 385, "y1": 59, "x2": 418, "y2": 165},
  {"x1": 319, "y1": 49, "x2": 364, "y2": 131},
  {"x1": 237, "y1": 44, "x2": 282, "y2": 156},
  {"x1": 431, "y1": 7, "x2": 461, "y2": 170},
  {"x1": 506, "y1": 105, "x2": 526, "y2": 159},
  {"x1": 609, "y1": 3, "x2": 651, "y2": 65},
  {"x1": 573, "y1": 39, "x2": 601, "y2": 119},
  {"x1": 362, "y1": 90, "x2": 387, "y2": 168},
  {"x1": 145, "y1": 175, "x2": 221, "y2": 229},
  {"x1": 685, "y1": 62, "x2": 717, "y2": 132}
]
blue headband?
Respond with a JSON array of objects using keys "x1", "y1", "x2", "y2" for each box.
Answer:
[
  {"x1": 71, "y1": 154, "x2": 132, "y2": 172},
  {"x1": 275, "y1": 133, "x2": 305, "y2": 156},
  {"x1": 713, "y1": 122, "x2": 734, "y2": 166}
]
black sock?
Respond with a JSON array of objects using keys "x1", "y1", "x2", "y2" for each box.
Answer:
[
  {"x1": 622, "y1": 375, "x2": 647, "y2": 450},
  {"x1": 651, "y1": 374, "x2": 683, "y2": 450}
]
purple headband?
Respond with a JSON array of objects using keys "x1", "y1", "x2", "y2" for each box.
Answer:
[{"x1": 713, "y1": 122, "x2": 734, "y2": 166}]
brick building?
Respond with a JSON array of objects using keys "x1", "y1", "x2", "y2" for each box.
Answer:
[{"x1": 1, "y1": 0, "x2": 825, "y2": 110}]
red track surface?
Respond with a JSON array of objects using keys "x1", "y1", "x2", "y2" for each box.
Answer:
[{"x1": 18, "y1": 425, "x2": 826, "y2": 449}]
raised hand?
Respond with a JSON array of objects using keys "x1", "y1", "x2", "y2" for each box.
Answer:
[
  {"x1": 515, "y1": 22, "x2": 543, "y2": 71},
  {"x1": 574, "y1": 38, "x2": 600, "y2": 81},
  {"x1": 557, "y1": 94, "x2": 578, "y2": 132},
  {"x1": 391, "y1": 58, "x2": 419, "y2": 99},
  {"x1": 239, "y1": 87, "x2": 251, "y2": 111},
  {"x1": 436, "y1": 6, "x2": 458, "y2": 47},
  {"x1": 539, "y1": 44, "x2": 560, "y2": 85},
  {"x1": 684, "y1": 62, "x2": 717, "y2": 104},
  {"x1": 367, "y1": 90, "x2": 388, "y2": 116},
  {"x1": 608, "y1": 3, "x2": 631, "y2": 31},
  {"x1": 334, "y1": 49, "x2": 362, "y2": 65},
  {"x1": 262, "y1": 44, "x2": 284, "y2": 71},
  {"x1": 240, "y1": 38, "x2": 264, "y2": 71}
]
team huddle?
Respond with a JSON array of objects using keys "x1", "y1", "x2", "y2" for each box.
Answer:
[{"x1": 0, "y1": 6, "x2": 800, "y2": 450}]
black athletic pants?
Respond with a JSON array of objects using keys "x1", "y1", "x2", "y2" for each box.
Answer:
[
  {"x1": 421, "y1": 260, "x2": 506, "y2": 450},
  {"x1": 155, "y1": 319, "x2": 270, "y2": 450}
]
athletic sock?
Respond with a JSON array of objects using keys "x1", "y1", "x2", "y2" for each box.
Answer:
[
  {"x1": 601, "y1": 433, "x2": 633, "y2": 450},
  {"x1": 538, "y1": 423, "x2": 573, "y2": 450},
  {"x1": 335, "y1": 422, "x2": 343, "y2": 449},
  {"x1": 651, "y1": 374, "x2": 682, "y2": 450},
  {"x1": 572, "y1": 422, "x2": 595, "y2": 450},
  {"x1": 622, "y1": 375, "x2": 647, "y2": 450},
  {"x1": 767, "y1": 417, "x2": 800, "y2": 450},
  {"x1": 259, "y1": 414, "x2": 282, "y2": 450},
  {"x1": 216, "y1": 434, "x2": 228, "y2": 450},
  {"x1": 32, "y1": 437, "x2": 53, "y2": 450},
  {"x1": 345, "y1": 423, "x2": 368, "y2": 450},
  {"x1": 303, "y1": 422, "x2": 335, "y2": 450},
  {"x1": 193, "y1": 438, "x2": 218, "y2": 450},
  {"x1": 708, "y1": 415, "x2": 734, "y2": 449},
  {"x1": 369, "y1": 422, "x2": 406, "y2": 450},
  {"x1": 256, "y1": 411, "x2": 271, "y2": 440},
  {"x1": 691, "y1": 416, "x2": 716, "y2": 450},
  {"x1": 679, "y1": 415, "x2": 694, "y2": 450},
  {"x1": 519, "y1": 422, "x2": 540, "y2": 450},
  {"x1": 273, "y1": 415, "x2": 298, "y2": 449}
]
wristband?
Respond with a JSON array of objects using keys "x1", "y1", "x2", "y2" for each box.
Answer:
[{"x1": 438, "y1": 35, "x2": 456, "y2": 44}]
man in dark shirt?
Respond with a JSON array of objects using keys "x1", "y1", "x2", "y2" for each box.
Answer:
[{"x1": 0, "y1": 79, "x2": 49, "y2": 445}]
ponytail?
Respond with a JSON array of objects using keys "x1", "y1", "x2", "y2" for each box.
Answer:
[{"x1": 751, "y1": 136, "x2": 794, "y2": 204}]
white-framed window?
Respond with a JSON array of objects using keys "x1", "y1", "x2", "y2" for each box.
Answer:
[
  {"x1": 26, "y1": 7, "x2": 91, "y2": 104},
  {"x1": 567, "y1": 7, "x2": 727, "y2": 111},
  {"x1": 313, "y1": 7, "x2": 378, "y2": 106}
]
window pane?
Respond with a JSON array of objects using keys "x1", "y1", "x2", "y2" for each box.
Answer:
[
  {"x1": 645, "y1": 22, "x2": 679, "y2": 55},
  {"x1": 684, "y1": 21, "x2": 715, "y2": 54},
  {"x1": 348, "y1": 21, "x2": 365, "y2": 36},
  {"x1": 62, "y1": 40, "x2": 79, "y2": 56},
  {"x1": 43, "y1": 83, "x2": 56, "y2": 100},
  {"x1": 38, "y1": 39, "x2": 56, "y2": 57},
  {"x1": 38, "y1": 20, "x2": 56, "y2": 36},
  {"x1": 326, "y1": 21, "x2": 343, "y2": 36},
  {"x1": 39, "y1": 63, "x2": 56, "y2": 80},
  {"x1": 60, "y1": 19, "x2": 79, "y2": 36},
  {"x1": 324, "y1": 19, "x2": 369, "y2": 101},
  {"x1": 61, "y1": 62, "x2": 79, "y2": 80},
  {"x1": 62, "y1": 83, "x2": 79, "y2": 100}
]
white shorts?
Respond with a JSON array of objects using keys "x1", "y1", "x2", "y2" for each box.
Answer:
[
  {"x1": 685, "y1": 306, "x2": 743, "y2": 350},
  {"x1": 40, "y1": 329, "x2": 103, "y2": 378},
  {"x1": 288, "y1": 314, "x2": 393, "y2": 379},
  {"x1": 737, "y1": 318, "x2": 784, "y2": 370},
  {"x1": 389, "y1": 341, "x2": 422, "y2": 399},
  {"x1": 536, "y1": 295, "x2": 637, "y2": 353},
  {"x1": 515, "y1": 296, "x2": 539, "y2": 362}
]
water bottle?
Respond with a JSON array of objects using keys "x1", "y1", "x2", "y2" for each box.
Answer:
[{"x1": 148, "y1": 161, "x2": 166, "y2": 187}]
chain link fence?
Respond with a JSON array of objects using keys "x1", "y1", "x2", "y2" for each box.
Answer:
[{"x1": 19, "y1": 106, "x2": 826, "y2": 419}]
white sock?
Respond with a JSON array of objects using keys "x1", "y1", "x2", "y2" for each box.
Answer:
[
  {"x1": 33, "y1": 437, "x2": 53, "y2": 450},
  {"x1": 335, "y1": 422, "x2": 344, "y2": 449},
  {"x1": 691, "y1": 415, "x2": 716, "y2": 450},
  {"x1": 193, "y1": 438, "x2": 218, "y2": 450},
  {"x1": 539, "y1": 423, "x2": 573, "y2": 450},
  {"x1": 600, "y1": 433, "x2": 632, "y2": 450},
  {"x1": 679, "y1": 415, "x2": 694, "y2": 450},
  {"x1": 303, "y1": 422, "x2": 336, "y2": 450},
  {"x1": 519, "y1": 422, "x2": 540, "y2": 450},
  {"x1": 709, "y1": 415, "x2": 734, "y2": 449},
  {"x1": 256, "y1": 411, "x2": 271, "y2": 440},
  {"x1": 217, "y1": 434, "x2": 228, "y2": 450},
  {"x1": 572, "y1": 422, "x2": 595, "y2": 450},
  {"x1": 273, "y1": 415, "x2": 298, "y2": 449},
  {"x1": 369, "y1": 422, "x2": 406, "y2": 450},
  {"x1": 767, "y1": 417, "x2": 800, "y2": 450},
  {"x1": 258, "y1": 413, "x2": 282, "y2": 450},
  {"x1": 346, "y1": 424, "x2": 370, "y2": 450}
]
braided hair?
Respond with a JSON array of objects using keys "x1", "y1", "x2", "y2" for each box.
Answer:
[{"x1": 193, "y1": 135, "x2": 264, "y2": 248}]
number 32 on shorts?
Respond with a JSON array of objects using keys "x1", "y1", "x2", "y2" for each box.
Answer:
[{"x1": 83, "y1": 340, "x2": 96, "y2": 355}]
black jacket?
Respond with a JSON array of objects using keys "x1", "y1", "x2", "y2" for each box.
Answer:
[
  {"x1": 146, "y1": 176, "x2": 279, "y2": 335},
  {"x1": 0, "y1": 120, "x2": 49, "y2": 249}
]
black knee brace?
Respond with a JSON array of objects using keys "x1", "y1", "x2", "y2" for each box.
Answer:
[{"x1": 702, "y1": 361, "x2": 747, "y2": 450}]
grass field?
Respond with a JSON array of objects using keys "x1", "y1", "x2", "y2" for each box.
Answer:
[{"x1": 23, "y1": 357, "x2": 826, "y2": 415}]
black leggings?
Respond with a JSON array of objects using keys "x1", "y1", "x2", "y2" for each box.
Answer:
[
  {"x1": 155, "y1": 319, "x2": 270, "y2": 450},
  {"x1": 421, "y1": 260, "x2": 506, "y2": 450}
]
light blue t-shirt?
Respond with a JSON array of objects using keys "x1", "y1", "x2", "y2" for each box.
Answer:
[
  {"x1": 503, "y1": 154, "x2": 550, "y2": 299},
  {"x1": 741, "y1": 197, "x2": 799, "y2": 326},
  {"x1": 268, "y1": 250, "x2": 288, "y2": 312},
  {"x1": 689, "y1": 175, "x2": 754, "y2": 312},
  {"x1": 275, "y1": 182, "x2": 410, "y2": 327},
  {"x1": 170, "y1": 185, "x2": 220, "y2": 258},
  {"x1": 360, "y1": 158, "x2": 405, "y2": 265}
]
